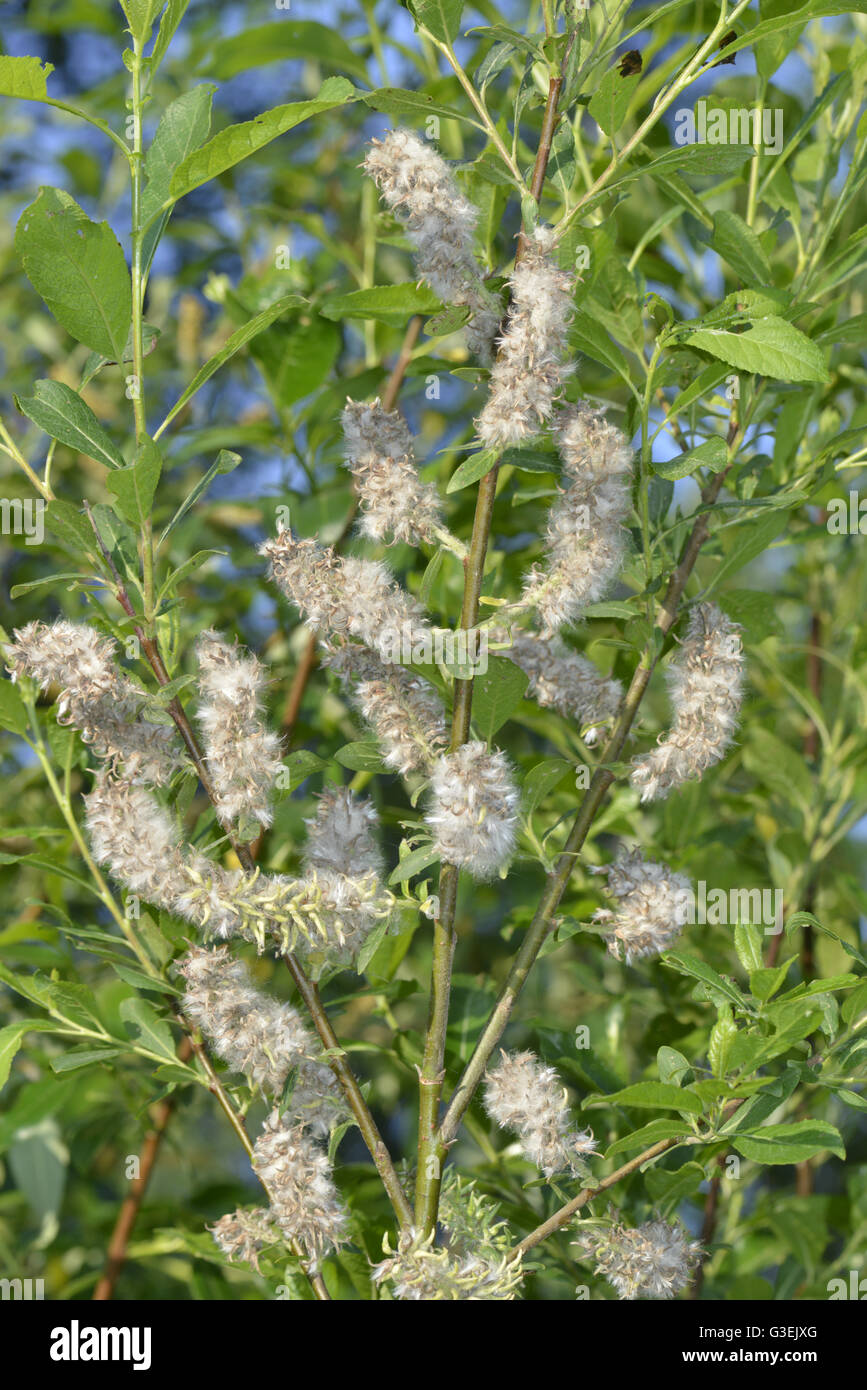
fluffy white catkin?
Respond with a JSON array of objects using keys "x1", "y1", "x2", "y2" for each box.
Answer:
[
  {"x1": 578, "y1": 1219, "x2": 701, "y2": 1300},
  {"x1": 518, "y1": 404, "x2": 633, "y2": 634},
  {"x1": 425, "y1": 741, "x2": 519, "y2": 879},
  {"x1": 177, "y1": 945, "x2": 344, "y2": 1136},
  {"x1": 498, "y1": 626, "x2": 622, "y2": 745},
  {"x1": 630, "y1": 602, "x2": 744, "y2": 801},
  {"x1": 210, "y1": 1207, "x2": 279, "y2": 1273},
  {"x1": 484, "y1": 1050, "x2": 596, "y2": 1178},
  {"x1": 476, "y1": 227, "x2": 574, "y2": 449},
  {"x1": 592, "y1": 846, "x2": 691, "y2": 964},
  {"x1": 195, "y1": 630, "x2": 282, "y2": 831},
  {"x1": 252, "y1": 1109, "x2": 348, "y2": 1266},
  {"x1": 303, "y1": 785, "x2": 384, "y2": 880},
  {"x1": 374, "y1": 1231, "x2": 523, "y2": 1301},
  {"x1": 84, "y1": 773, "x2": 392, "y2": 961},
  {"x1": 363, "y1": 127, "x2": 501, "y2": 361},
  {"x1": 7, "y1": 619, "x2": 182, "y2": 785},
  {"x1": 326, "y1": 642, "x2": 447, "y2": 775},
  {"x1": 261, "y1": 530, "x2": 432, "y2": 663},
  {"x1": 342, "y1": 398, "x2": 443, "y2": 546}
]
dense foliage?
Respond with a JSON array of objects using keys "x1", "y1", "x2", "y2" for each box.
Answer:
[{"x1": 0, "y1": 0, "x2": 866, "y2": 1302}]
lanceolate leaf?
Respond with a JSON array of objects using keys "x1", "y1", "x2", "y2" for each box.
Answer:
[
  {"x1": 15, "y1": 188, "x2": 131, "y2": 361},
  {"x1": 154, "y1": 295, "x2": 306, "y2": 437},
  {"x1": 15, "y1": 381, "x2": 126, "y2": 470},
  {"x1": 166, "y1": 78, "x2": 358, "y2": 205}
]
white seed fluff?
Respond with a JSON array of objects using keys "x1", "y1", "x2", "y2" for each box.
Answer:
[
  {"x1": 578, "y1": 1218, "x2": 701, "y2": 1300},
  {"x1": 476, "y1": 228, "x2": 574, "y2": 449},
  {"x1": 484, "y1": 1050, "x2": 596, "y2": 1178},
  {"x1": 84, "y1": 773, "x2": 392, "y2": 962},
  {"x1": 195, "y1": 630, "x2": 282, "y2": 831},
  {"x1": 303, "y1": 785, "x2": 384, "y2": 880},
  {"x1": 498, "y1": 626, "x2": 622, "y2": 745},
  {"x1": 363, "y1": 127, "x2": 501, "y2": 361},
  {"x1": 342, "y1": 397, "x2": 443, "y2": 546},
  {"x1": 262, "y1": 531, "x2": 432, "y2": 663},
  {"x1": 7, "y1": 619, "x2": 182, "y2": 785},
  {"x1": 326, "y1": 642, "x2": 447, "y2": 775},
  {"x1": 252, "y1": 1109, "x2": 348, "y2": 1266},
  {"x1": 518, "y1": 405, "x2": 633, "y2": 634},
  {"x1": 210, "y1": 1207, "x2": 279, "y2": 1273},
  {"x1": 177, "y1": 944, "x2": 344, "y2": 1135},
  {"x1": 630, "y1": 602, "x2": 744, "y2": 801},
  {"x1": 425, "y1": 741, "x2": 519, "y2": 879},
  {"x1": 592, "y1": 845, "x2": 692, "y2": 964},
  {"x1": 374, "y1": 1230, "x2": 523, "y2": 1301}
]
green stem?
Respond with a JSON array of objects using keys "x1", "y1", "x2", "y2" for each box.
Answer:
[
  {"x1": 128, "y1": 39, "x2": 155, "y2": 628},
  {"x1": 437, "y1": 465, "x2": 733, "y2": 1151},
  {"x1": 414, "y1": 55, "x2": 567, "y2": 1236}
]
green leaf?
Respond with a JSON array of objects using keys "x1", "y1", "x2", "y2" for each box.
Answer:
[
  {"x1": 708, "y1": 1010, "x2": 738, "y2": 1078},
  {"x1": 16, "y1": 380, "x2": 125, "y2": 470},
  {"x1": 732, "y1": 1120, "x2": 845, "y2": 1166},
  {"x1": 664, "y1": 951, "x2": 750, "y2": 1011},
  {"x1": 118, "y1": 0, "x2": 164, "y2": 44},
  {"x1": 106, "y1": 437, "x2": 162, "y2": 527},
  {"x1": 717, "y1": 589, "x2": 783, "y2": 641},
  {"x1": 0, "y1": 55, "x2": 55, "y2": 100},
  {"x1": 712, "y1": 209, "x2": 773, "y2": 285},
  {"x1": 0, "y1": 680, "x2": 29, "y2": 738},
  {"x1": 15, "y1": 188, "x2": 131, "y2": 361},
  {"x1": 681, "y1": 316, "x2": 829, "y2": 384},
  {"x1": 8, "y1": 1119, "x2": 67, "y2": 1225},
  {"x1": 604, "y1": 1118, "x2": 690, "y2": 1158},
  {"x1": 251, "y1": 317, "x2": 341, "y2": 407},
  {"x1": 644, "y1": 143, "x2": 754, "y2": 180},
  {"x1": 471, "y1": 655, "x2": 529, "y2": 740},
  {"x1": 363, "y1": 88, "x2": 467, "y2": 123},
  {"x1": 168, "y1": 79, "x2": 358, "y2": 203},
  {"x1": 657, "y1": 1046, "x2": 692, "y2": 1086},
  {"x1": 570, "y1": 309, "x2": 633, "y2": 381},
  {"x1": 51, "y1": 1046, "x2": 124, "y2": 1073},
  {"x1": 0, "y1": 1024, "x2": 28, "y2": 1092},
  {"x1": 334, "y1": 741, "x2": 387, "y2": 772},
  {"x1": 588, "y1": 63, "x2": 641, "y2": 138},
  {"x1": 522, "y1": 758, "x2": 572, "y2": 815},
  {"x1": 653, "y1": 436, "x2": 727, "y2": 480},
  {"x1": 388, "y1": 845, "x2": 440, "y2": 885},
  {"x1": 156, "y1": 295, "x2": 305, "y2": 437},
  {"x1": 203, "y1": 22, "x2": 369, "y2": 82},
  {"x1": 111, "y1": 964, "x2": 179, "y2": 995},
  {"x1": 150, "y1": 0, "x2": 190, "y2": 74},
  {"x1": 320, "y1": 283, "x2": 441, "y2": 327},
  {"x1": 141, "y1": 84, "x2": 215, "y2": 266},
  {"x1": 584, "y1": 1081, "x2": 703, "y2": 1115},
  {"x1": 734, "y1": 923, "x2": 765, "y2": 974},
  {"x1": 446, "y1": 447, "x2": 500, "y2": 493},
  {"x1": 705, "y1": 512, "x2": 789, "y2": 593},
  {"x1": 158, "y1": 450, "x2": 240, "y2": 545},
  {"x1": 119, "y1": 997, "x2": 178, "y2": 1063},
  {"x1": 500, "y1": 446, "x2": 560, "y2": 473},
  {"x1": 282, "y1": 749, "x2": 327, "y2": 791},
  {"x1": 408, "y1": 0, "x2": 465, "y2": 43},
  {"x1": 43, "y1": 498, "x2": 99, "y2": 554}
]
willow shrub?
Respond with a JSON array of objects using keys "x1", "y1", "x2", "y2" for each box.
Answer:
[{"x1": 0, "y1": 0, "x2": 866, "y2": 1302}]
